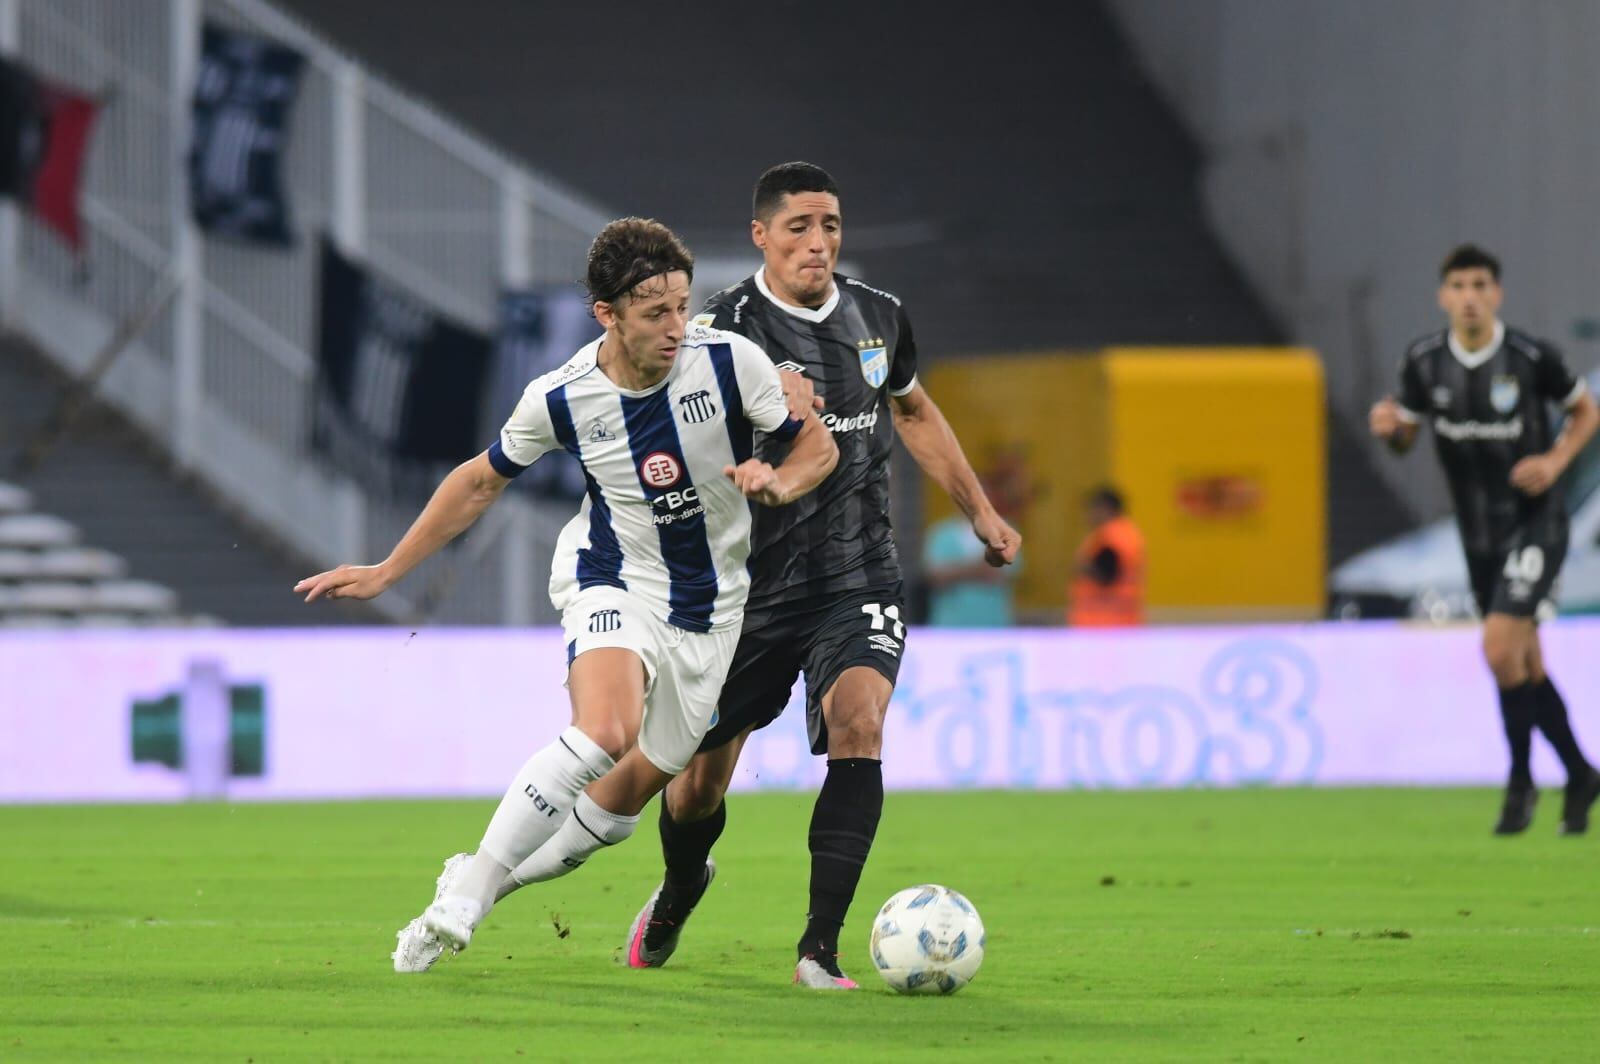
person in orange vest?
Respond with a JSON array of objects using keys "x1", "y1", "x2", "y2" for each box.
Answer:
[{"x1": 1068, "y1": 486, "x2": 1145, "y2": 626}]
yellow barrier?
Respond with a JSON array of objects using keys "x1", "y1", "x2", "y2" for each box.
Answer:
[{"x1": 924, "y1": 347, "x2": 1325, "y2": 622}]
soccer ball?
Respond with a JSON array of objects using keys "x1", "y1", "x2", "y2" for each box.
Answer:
[{"x1": 869, "y1": 884, "x2": 985, "y2": 994}]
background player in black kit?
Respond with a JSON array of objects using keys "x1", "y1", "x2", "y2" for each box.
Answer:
[
  {"x1": 1370, "y1": 244, "x2": 1600, "y2": 835},
  {"x1": 625, "y1": 163, "x2": 1021, "y2": 987}
]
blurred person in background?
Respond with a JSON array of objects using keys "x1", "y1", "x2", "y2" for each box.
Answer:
[
  {"x1": 1370, "y1": 243, "x2": 1600, "y2": 836},
  {"x1": 1068, "y1": 485, "x2": 1144, "y2": 627},
  {"x1": 923, "y1": 448, "x2": 1031, "y2": 626}
]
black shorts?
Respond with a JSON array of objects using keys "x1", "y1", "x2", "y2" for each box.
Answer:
[
  {"x1": 699, "y1": 583, "x2": 906, "y2": 756},
  {"x1": 1466, "y1": 535, "x2": 1566, "y2": 620}
]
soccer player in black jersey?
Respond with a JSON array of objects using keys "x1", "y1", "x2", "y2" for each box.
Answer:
[
  {"x1": 624, "y1": 162, "x2": 1021, "y2": 987},
  {"x1": 1370, "y1": 244, "x2": 1600, "y2": 836}
]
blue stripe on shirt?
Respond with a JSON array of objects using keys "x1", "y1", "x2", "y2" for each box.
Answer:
[
  {"x1": 548, "y1": 386, "x2": 626, "y2": 591},
  {"x1": 708, "y1": 343, "x2": 752, "y2": 465},
  {"x1": 620, "y1": 388, "x2": 718, "y2": 632}
]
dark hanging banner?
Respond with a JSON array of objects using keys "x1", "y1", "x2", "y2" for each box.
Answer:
[
  {"x1": 314, "y1": 238, "x2": 493, "y2": 488},
  {"x1": 493, "y1": 286, "x2": 600, "y2": 502},
  {"x1": 188, "y1": 23, "x2": 305, "y2": 245},
  {"x1": 0, "y1": 55, "x2": 101, "y2": 251}
]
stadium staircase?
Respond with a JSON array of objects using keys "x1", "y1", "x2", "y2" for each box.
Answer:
[{"x1": 0, "y1": 333, "x2": 376, "y2": 627}]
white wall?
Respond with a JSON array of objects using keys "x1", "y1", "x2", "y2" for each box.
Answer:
[{"x1": 1109, "y1": 0, "x2": 1600, "y2": 519}]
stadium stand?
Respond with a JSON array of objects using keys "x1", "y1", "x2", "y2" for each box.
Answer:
[
  {"x1": 0, "y1": 333, "x2": 377, "y2": 626},
  {"x1": 274, "y1": 0, "x2": 1411, "y2": 565}
]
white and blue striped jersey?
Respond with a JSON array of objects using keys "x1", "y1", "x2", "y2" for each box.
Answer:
[{"x1": 488, "y1": 324, "x2": 802, "y2": 633}]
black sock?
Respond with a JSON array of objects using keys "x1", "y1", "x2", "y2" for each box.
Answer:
[
  {"x1": 659, "y1": 797, "x2": 724, "y2": 902},
  {"x1": 799, "y1": 757, "x2": 883, "y2": 962},
  {"x1": 1533, "y1": 677, "x2": 1593, "y2": 779},
  {"x1": 1499, "y1": 683, "x2": 1538, "y2": 787}
]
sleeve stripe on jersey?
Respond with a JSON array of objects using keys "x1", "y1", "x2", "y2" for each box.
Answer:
[
  {"x1": 548, "y1": 386, "x2": 627, "y2": 592},
  {"x1": 619, "y1": 388, "x2": 718, "y2": 633},
  {"x1": 1564, "y1": 378, "x2": 1589, "y2": 409},
  {"x1": 769, "y1": 416, "x2": 803, "y2": 442},
  {"x1": 487, "y1": 440, "x2": 529, "y2": 478},
  {"x1": 708, "y1": 343, "x2": 753, "y2": 464},
  {"x1": 889, "y1": 374, "x2": 919, "y2": 398},
  {"x1": 1395, "y1": 404, "x2": 1421, "y2": 425}
]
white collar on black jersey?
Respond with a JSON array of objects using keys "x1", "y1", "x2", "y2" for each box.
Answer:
[
  {"x1": 753, "y1": 269, "x2": 839, "y2": 323},
  {"x1": 1447, "y1": 320, "x2": 1505, "y2": 370}
]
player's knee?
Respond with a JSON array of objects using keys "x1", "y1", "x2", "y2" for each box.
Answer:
[
  {"x1": 579, "y1": 719, "x2": 631, "y2": 763},
  {"x1": 1482, "y1": 629, "x2": 1527, "y2": 686},
  {"x1": 824, "y1": 699, "x2": 887, "y2": 755}
]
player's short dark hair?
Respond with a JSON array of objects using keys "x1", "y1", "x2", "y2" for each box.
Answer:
[
  {"x1": 1088, "y1": 486, "x2": 1124, "y2": 514},
  {"x1": 584, "y1": 217, "x2": 694, "y2": 309},
  {"x1": 752, "y1": 162, "x2": 840, "y2": 223},
  {"x1": 1439, "y1": 243, "x2": 1501, "y2": 281}
]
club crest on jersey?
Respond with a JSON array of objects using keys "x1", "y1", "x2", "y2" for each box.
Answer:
[
  {"x1": 1490, "y1": 375, "x2": 1520, "y2": 414},
  {"x1": 1431, "y1": 386, "x2": 1452, "y2": 409},
  {"x1": 640, "y1": 451, "x2": 683, "y2": 488},
  {"x1": 857, "y1": 338, "x2": 888, "y2": 389}
]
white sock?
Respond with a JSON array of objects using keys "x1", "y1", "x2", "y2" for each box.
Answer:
[
  {"x1": 453, "y1": 728, "x2": 613, "y2": 911},
  {"x1": 506, "y1": 792, "x2": 638, "y2": 887}
]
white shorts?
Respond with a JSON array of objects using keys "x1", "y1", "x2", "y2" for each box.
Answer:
[{"x1": 560, "y1": 586, "x2": 739, "y2": 775}]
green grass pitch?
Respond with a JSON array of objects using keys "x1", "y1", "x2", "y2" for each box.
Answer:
[{"x1": 3, "y1": 789, "x2": 1598, "y2": 1061}]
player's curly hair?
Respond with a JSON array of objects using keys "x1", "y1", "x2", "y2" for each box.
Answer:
[
  {"x1": 584, "y1": 217, "x2": 694, "y2": 310},
  {"x1": 1440, "y1": 243, "x2": 1500, "y2": 281}
]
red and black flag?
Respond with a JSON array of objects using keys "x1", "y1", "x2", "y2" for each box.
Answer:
[{"x1": 0, "y1": 54, "x2": 99, "y2": 251}]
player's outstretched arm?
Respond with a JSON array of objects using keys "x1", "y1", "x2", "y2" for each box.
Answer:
[
  {"x1": 890, "y1": 382, "x2": 1020, "y2": 567},
  {"x1": 295, "y1": 451, "x2": 513, "y2": 602},
  {"x1": 1369, "y1": 396, "x2": 1419, "y2": 454},
  {"x1": 724, "y1": 412, "x2": 837, "y2": 507}
]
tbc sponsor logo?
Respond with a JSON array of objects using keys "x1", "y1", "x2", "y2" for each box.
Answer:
[
  {"x1": 651, "y1": 485, "x2": 705, "y2": 526},
  {"x1": 822, "y1": 408, "x2": 879, "y2": 434},
  {"x1": 588, "y1": 608, "x2": 621, "y2": 633},
  {"x1": 678, "y1": 389, "x2": 717, "y2": 424},
  {"x1": 640, "y1": 451, "x2": 682, "y2": 488},
  {"x1": 1434, "y1": 416, "x2": 1523, "y2": 441},
  {"x1": 523, "y1": 783, "x2": 561, "y2": 817}
]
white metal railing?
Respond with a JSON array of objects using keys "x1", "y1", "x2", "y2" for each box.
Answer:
[{"x1": 1, "y1": 0, "x2": 611, "y2": 624}]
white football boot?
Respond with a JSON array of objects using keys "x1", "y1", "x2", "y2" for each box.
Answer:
[
  {"x1": 391, "y1": 852, "x2": 470, "y2": 973},
  {"x1": 793, "y1": 955, "x2": 860, "y2": 990}
]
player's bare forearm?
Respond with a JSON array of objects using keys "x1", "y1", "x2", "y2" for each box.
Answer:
[
  {"x1": 295, "y1": 453, "x2": 510, "y2": 603},
  {"x1": 770, "y1": 413, "x2": 838, "y2": 503},
  {"x1": 381, "y1": 452, "x2": 511, "y2": 581},
  {"x1": 891, "y1": 384, "x2": 988, "y2": 520}
]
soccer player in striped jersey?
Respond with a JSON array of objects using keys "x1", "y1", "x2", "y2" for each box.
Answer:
[{"x1": 295, "y1": 217, "x2": 837, "y2": 968}]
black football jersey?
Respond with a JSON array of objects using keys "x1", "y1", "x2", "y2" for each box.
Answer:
[
  {"x1": 1397, "y1": 324, "x2": 1583, "y2": 555},
  {"x1": 698, "y1": 272, "x2": 918, "y2": 611}
]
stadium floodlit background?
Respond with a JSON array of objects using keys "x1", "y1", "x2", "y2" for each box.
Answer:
[{"x1": 2, "y1": 1, "x2": 1598, "y2": 1059}]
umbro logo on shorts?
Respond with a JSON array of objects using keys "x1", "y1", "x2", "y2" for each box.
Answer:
[
  {"x1": 868, "y1": 633, "x2": 901, "y2": 657},
  {"x1": 774, "y1": 360, "x2": 805, "y2": 374},
  {"x1": 589, "y1": 608, "x2": 622, "y2": 633}
]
